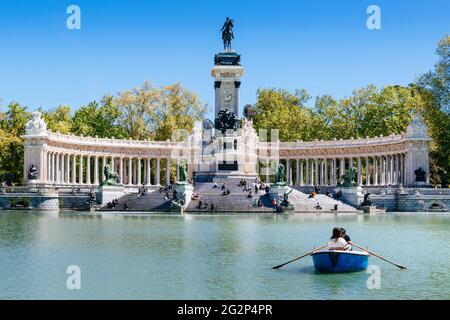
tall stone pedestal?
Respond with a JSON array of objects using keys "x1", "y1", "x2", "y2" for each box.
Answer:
[
  {"x1": 336, "y1": 186, "x2": 363, "y2": 207},
  {"x1": 171, "y1": 182, "x2": 194, "y2": 213},
  {"x1": 97, "y1": 185, "x2": 125, "y2": 206}
]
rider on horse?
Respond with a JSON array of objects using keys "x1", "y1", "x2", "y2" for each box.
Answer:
[{"x1": 221, "y1": 17, "x2": 234, "y2": 50}]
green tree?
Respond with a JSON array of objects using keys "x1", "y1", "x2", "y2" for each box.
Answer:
[
  {"x1": 418, "y1": 35, "x2": 450, "y2": 114},
  {"x1": 114, "y1": 81, "x2": 161, "y2": 140},
  {"x1": 72, "y1": 96, "x2": 127, "y2": 139},
  {"x1": 154, "y1": 83, "x2": 205, "y2": 141},
  {"x1": 0, "y1": 102, "x2": 30, "y2": 184},
  {"x1": 252, "y1": 88, "x2": 319, "y2": 142},
  {"x1": 41, "y1": 105, "x2": 73, "y2": 134}
]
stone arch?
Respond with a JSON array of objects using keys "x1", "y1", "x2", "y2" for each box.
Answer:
[{"x1": 427, "y1": 200, "x2": 446, "y2": 212}]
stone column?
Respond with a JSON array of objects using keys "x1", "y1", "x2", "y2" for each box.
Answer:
[
  {"x1": 146, "y1": 158, "x2": 151, "y2": 186},
  {"x1": 357, "y1": 157, "x2": 362, "y2": 186},
  {"x1": 380, "y1": 156, "x2": 385, "y2": 185},
  {"x1": 86, "y1": 156, "x2": 91, "y2": 184},
  {"x1": 340, "y1": 158, "x2": 345, "y2": 179},
  {"x1": 176, "y1": 159, "x2": 180, "y2": 182},
  {"x1": 128, "y1": 157, "x2": 133, "y2": 186},
  {"x1": 166, "y1": 159, "x2": 170, "y2": 185},
  {"x1": 137, "y1": 158, "x2": 142, "y2": 186},
  {"x1": 286, "y1": 159, "x2": 291, "y2": 185},
  {"x1": 400, "y1": 154, "x2": 404, "y2": 185},
  {"x1": 365, "y1": 157, "x2": 370, "y2": 186},
  {"x1": 51, "y1": 152, "x2": 56, "y2": 182},
  {"x1": 155, "y1": 158, "x2": 161, "y2": 185},
  {"x1": 296, "y1": 159, "x2": 300, "y2": 186},
  {"x1": 314, "y1": 159, "x2": 319, "y2": 186},
  {"x1": 390, "y1": 155, "x2": 394, "y2": 185},
  {"x1": 265, "y1": 160, "x2": 270, "y2": 183},
  {"x1": 72, "y1": 155, "x2": 77, "y2": 184},
  {"x1": 65, "y1": 154, "x2": 70, "y2": 184},
  {"x1": 102, "y1": 156, "x2": 107, "y2": 182},
  {"x1": 55, "y1": 153, "x2": 60, "y2": 184},
  {"x1": 373, "y1": 157, "x2": 378, "y2": 186},
  {"x1": 79, "y1": 155, "x2": 83, "y2": 184},
  {"x1": 332, "y1": 158, "x2": 337, "y2": 185},
  {"x1": 300, "y1": 160, "x2": 304, "y2": 186},
  {"x1": 94, "y1": 156, "x2": 99, "y2": 185},
  {"x1": 133, "y1": 159, "x2": 137, "y2": 184},
  {"x1": 60, "y1": 153, "x2": 64, "y2": 183},
  {"x1": 119, "y1": 157, "x2": 123, "y2": 184},
  {"x1": 305, "y1": 159, "x2": 310, "y2": 186}
]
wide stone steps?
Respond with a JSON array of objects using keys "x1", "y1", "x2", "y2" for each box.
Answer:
[
  {"x1": 99, "y1": 190, "x2": 173, "y2": 212},
  {"x1": 290, "y1": 188, "x2": 357, "y2": 212}
]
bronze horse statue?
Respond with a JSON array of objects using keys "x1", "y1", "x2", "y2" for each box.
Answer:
[{"x1": 221, "y1": 17, "x2": 234, "y2": 50}]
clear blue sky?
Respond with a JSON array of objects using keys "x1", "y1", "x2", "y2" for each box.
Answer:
[{"x1": 0, "y1": 0, "x2": 448, "y2": 120}]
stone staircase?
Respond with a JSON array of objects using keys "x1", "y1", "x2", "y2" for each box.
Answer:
[
  {"x1": 185, "y1": 181, "x2": 358, "y2": 213},
  {"x1": 289, "y1": 188, "x2": 358, "y2": 212},
  {"x1": 96, "y1": 180, "x2": 358, "y2": 213},
  {"x1": 98, "y1": 189, "x2": 173, "y2": 212},
  {"x1": 186, "y1": 181, "x2": 274, "y2": 212}
]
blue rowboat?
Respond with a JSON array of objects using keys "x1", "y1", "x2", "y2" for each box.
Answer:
[{"x1": 311, "y1": 250, "x2": 369, "y2": 273}]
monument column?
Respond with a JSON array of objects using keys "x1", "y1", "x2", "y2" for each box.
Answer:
[
  {"x1": 300, "y1": 160, "x2": 304, "y2": 186},
  {"x1": 79, "y1": 155, "x2": 83, "y2": 184},
  {"x1": 296, "y1": 159, "x2": 300, "y2": 185},
  {"x1": 155, "y1": 158, "x2": 160, "y2": 185},
  {"x1": 166, "y1": 159, "x2": 171, "y2": 185},
  {"x1": 72, "y1": 155, "x2": 76, "y2": 184},
  {"x1": 146, "y1": 158, "x2": 151, "y2": 186},
  {"x1": 86, "y1": 155, "x2": 91, "y2": 184},
  {"x1": 128, "y1": 157, "x2": 133, "y2": 186},
  {"x1": 357, "y1": 157, "x2": 362, "y2": 186},
  {"x1": 305, "y1": 159, "x2": 310, "y2": 186},
  {"x1": 373, "y1": 157, "x2": 378, "y2": 185},
  {"x1": 137, "y1": 158, "x2": 142, "y2": 186},
  {"x1": 94, "y1": 156, "x2": 99, "y2": 185},
  {"x1": 119, "y1": 157, "x2": 123, "y2": 184},
  {"x1": 314, "y1": 159, "x2": 319, "y2": 186},
  {"x1": 332, "y1": 158, "x2": 337, "y2": 185},
  {"x1": 286, "y1": 159, "x2": 291, "y2": 185},
  {"x1": 65, "y1": 154, "x2": 70, "y2": 184},
  {"x1": 365, "y1": 157, "x2": 370, "y2": 186}
]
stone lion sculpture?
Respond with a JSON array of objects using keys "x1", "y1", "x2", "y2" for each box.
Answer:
[
  {"x1": 100, "y1": 164, "x2": 120, "y2": 186},
  {"x1": 339, "y1": 167, "x2": 357, "y2": 187}
]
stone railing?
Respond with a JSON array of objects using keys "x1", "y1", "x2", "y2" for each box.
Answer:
[{"x1": 46, "y1": 131, "x2": 180, "y2": 149}]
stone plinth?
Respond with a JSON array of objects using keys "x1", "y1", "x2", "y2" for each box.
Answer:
[
  {"x1": 97, "y1": 185, "x2": 125, "y2": 206},
  {"x1": 336, "y1": 186, "x2": 363, "y2": 207},
  {"x1": 360, "y1": 205, "x2": 377, "y2": 215},
  {"x1": 171, "y1": 182, "x2": 194, "y2": 213}
]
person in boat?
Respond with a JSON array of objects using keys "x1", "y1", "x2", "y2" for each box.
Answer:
[
  {"x1": 340, "y1": 227, "x2": 352, "y2": 250},
  {"x1": 328, "y1": 227, "x2": 351, "y2": 251}
]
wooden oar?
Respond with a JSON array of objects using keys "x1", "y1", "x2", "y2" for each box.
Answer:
[
  {"x1": 353, "y1": 243, "x2": 407, "y2": 270},
  {"x1": 272, "y1": 245, "x2": 327, "y2": 269}
]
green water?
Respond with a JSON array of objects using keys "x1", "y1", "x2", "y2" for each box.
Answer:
[{"x1": 0, "y1": 211, "x2": 449, "y2": 300}]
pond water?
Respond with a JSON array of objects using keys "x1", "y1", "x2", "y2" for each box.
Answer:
[{"x1": 0, "y1": 211, "x2": 449, "y2": 299}]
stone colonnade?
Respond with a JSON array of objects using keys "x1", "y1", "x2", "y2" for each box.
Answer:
[
  {"x1": 262, "y1": 154, "x2": 407, "y2": 187},
  {"x1": 41, "y1": 152, "x2": 180, "y2": 187}
]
